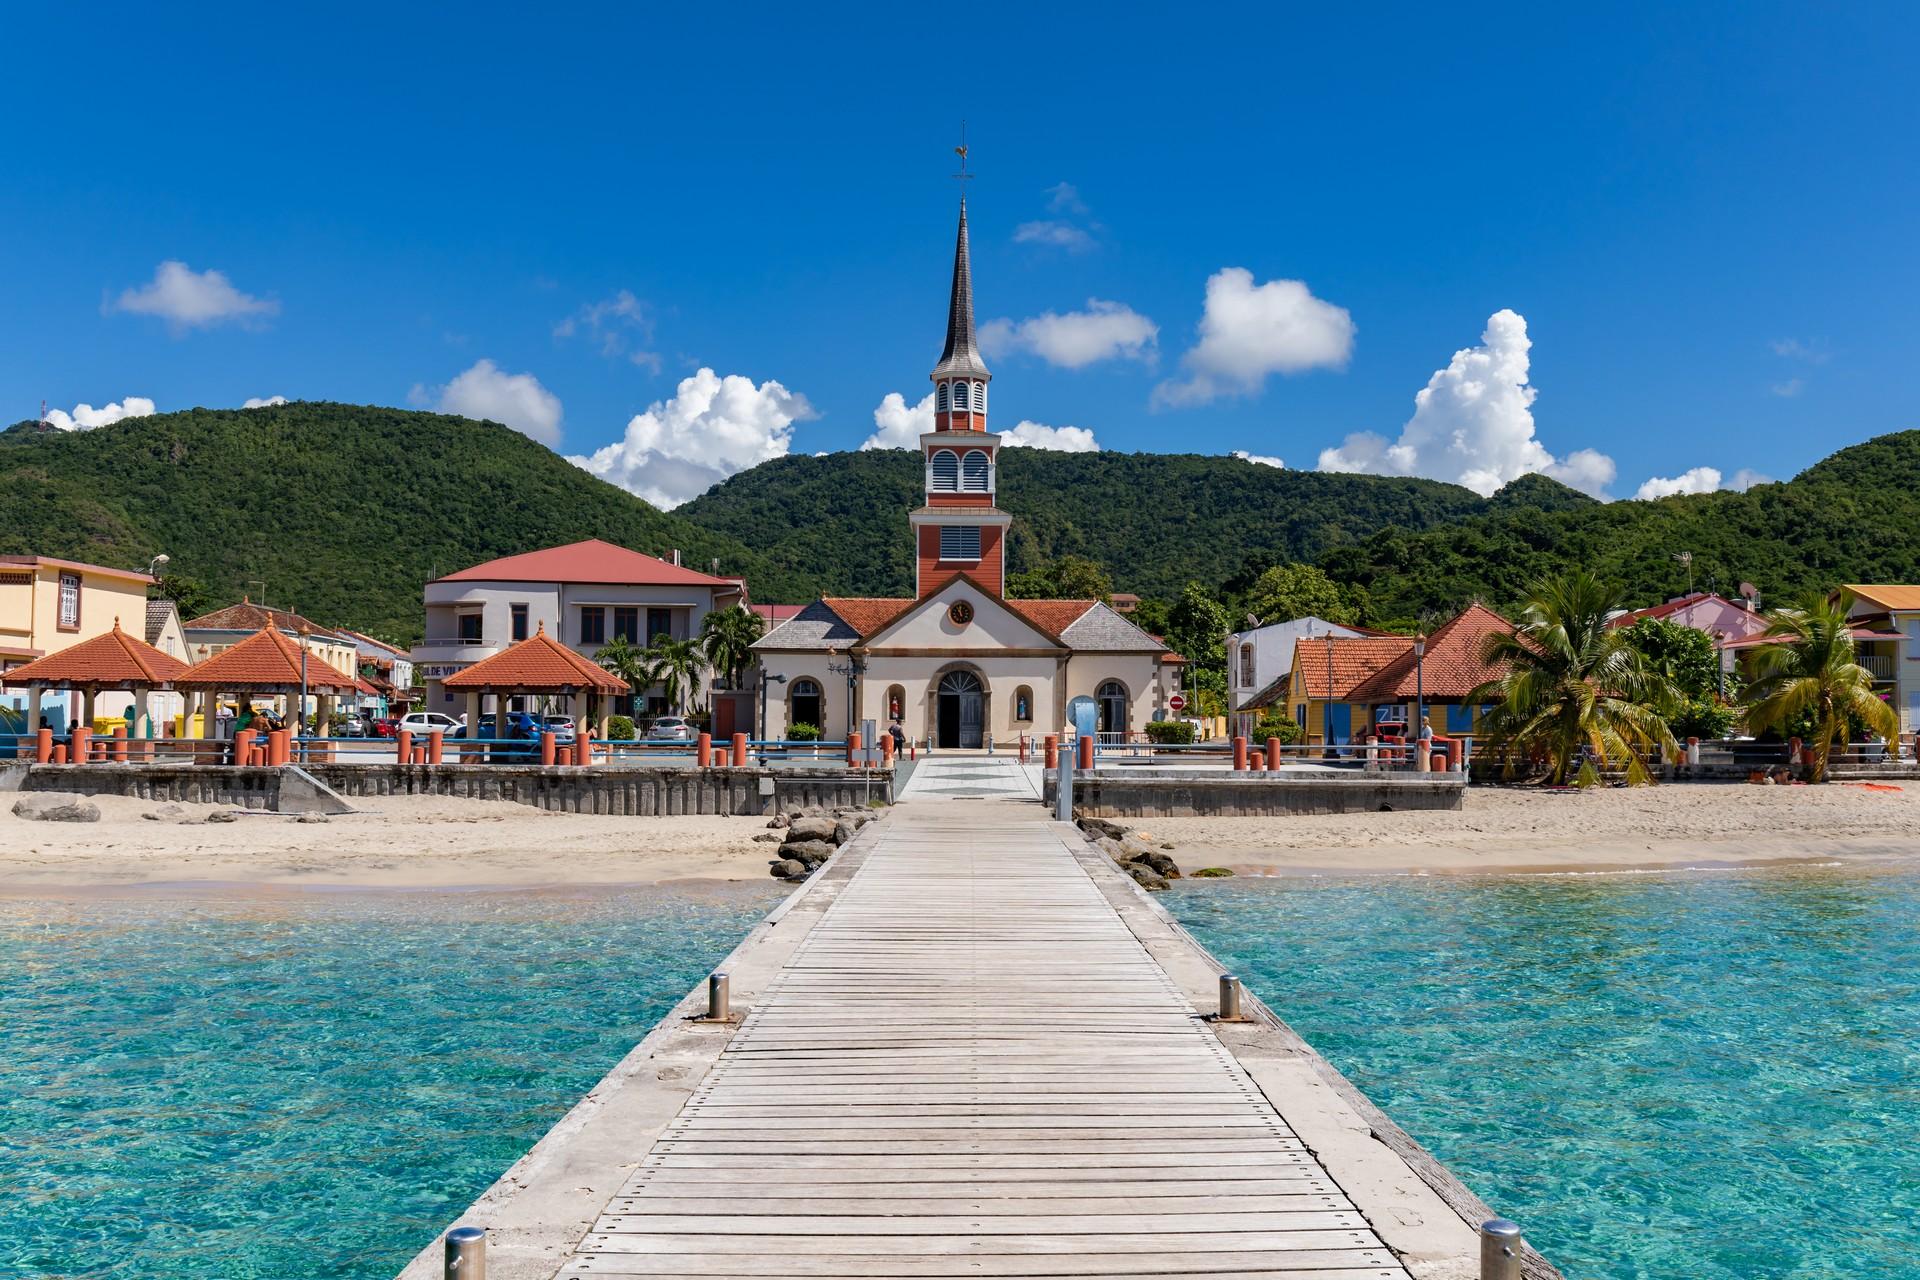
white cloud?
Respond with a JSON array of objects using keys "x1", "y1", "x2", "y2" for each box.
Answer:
[
  {"x1": 1232, "y1": 450, "x2": 1285, "y2": 468},
  {"x1": 1046, "y1": 182, "x2": 1089, "y2": 215},
  {"x1": 555, "y1": 289, "x2": 662, "y2": 373},
  {"x1": 569, "y1": 368, "x2": 815, "y2": 509},
  {"x1": 980, "y1": 300, "x2": 1158, "y2": 370},
  {"x1": 243, "y1": 395, "x2": 287, "y2": 408},
  {"x1": 109, "y1": 261, "x2": 278, "y2": 332},
  {"x1": 430, "y1": 359, "x2": 564, "y2": 446},
  {"x1": 1634, "y1": 466, "x2": 1724, "y2": 500},
  {"x1": 1770, "y1": 338, "x2": 1829, "y2": 363},
  {"x1": 1000, "y1": 421, "x2": 1100, "y2": 452},
  {"x1": 1730, "y1": 468, "x2": 1773, "y2": 491},
  {"x1": 1316, "y1": 309, "x2": 1616, "y2": 498},
  {"x1": 1013, "y1": 220, "x2": 1095, "y2": 253},
  {"x1": 1770, "y1": 378, "x2": 1804, "y2": 398},
  {"x1": 43, "y1": 397, "x2": 157, "y2": 431},
  {"x1": 1153, "y1": 269, "x2": 1354, "y2": 407},
  {"x1": 862, "y1": 391, "x2": 934, "y2": 450}
]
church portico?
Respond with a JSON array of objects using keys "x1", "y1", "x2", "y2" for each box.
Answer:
[{"x1": 754, "y1": 187, "x2": 1177, "y2": 750}]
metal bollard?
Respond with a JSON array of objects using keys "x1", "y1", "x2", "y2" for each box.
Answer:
[
  {"x1": 1218, "y1": 974, "x2": 1243, "y2": 1021},
  {"x1": 1479, "y1": 1218, "x2": 1522, "y2": 1280},
  {"x1": 707, "y1": 971, "x2": 731, "y2": 1021},
  {"x1": 444, "y1": 1224, "x2": 486, "y2": 1279}
]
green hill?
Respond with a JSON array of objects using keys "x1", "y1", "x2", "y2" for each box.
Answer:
[{"x1": 0, "y1": 403, "x2": 784, "y2": 643}]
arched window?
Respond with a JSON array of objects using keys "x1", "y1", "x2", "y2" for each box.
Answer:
[
  {"x1": 960, "y1": 450, "x2": 990, "y2": 492},
  {"x1": 975, "y1": 381, "x2": 987, "y2": 415},
  {"x1": 1096, "y1": 680, "x2": 1129, "y2": 735},
  {"x1": 1013, "y1": 685, "x2": 1033, "y2": 722},
  {"x1": 790, "y1": 678, "x2": 823, "y2": 731},
  {"x1": 1239, "y1": 643, "x2": 1256, "y2": 687},
  {"x1": 929, "y1": 449, "x2": 959, "y2": 491},
  {"x1": 935, "y1": 383, "x2": 948, "y2": 413},
  {"x1": 951, "y1": 381, "x2": 969, "y2": 412}
]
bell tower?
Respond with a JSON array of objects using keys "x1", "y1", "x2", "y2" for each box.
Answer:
[{"x1": 911, "y1": 194, "x2": 1012, "y2": 599}]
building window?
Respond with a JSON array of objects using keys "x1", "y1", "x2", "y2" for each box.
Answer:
[
  {"x1": 647, "y1": 608, "x2": 673, "y2": 642},
  {"x1": 936, "y1": 383, "x2": 948, "y2": 413},
  {"x1": 976, "y1": 381, "x2": 986, "y2": 415},
  {"x1": 791, "y1": 678, "x2": 823, "y2": 730},
  {"x1": 1014, "y1": 685, "x2": 1033, "y2": 722},
  {"x1": 961, "y1": 450, "x2": 990, "y2": 492},
  {"x1": 613, "y1": 606, "x2": 639, "y2": 643},
  {"x1": 510, "y1": 603, "x2": 529, "y2": 642},
  {"x1": 952, "y1": 381, "x2": 969, "y2": 412},
  {"x1": 1239, "y1": 643, "x2": 1255, "y2": 687},
  {"x1": 57, "y1": 573, "x2": 80, "y2": 629},
  {"x1": 458, "y1": 612, "x2": 483, "y2": 642},
  {"x1": 1096, "y1": 680, "x2": 1129, "y2": 734},
  {"x1": 939, "y1": 525, "x2": 981, "y2": 561},
  {"x1": 929, "y1": 449, "x2": 959, "y2": 491},
  {"x1": 579, "y1": 607, "x2": 606, "y2": 646}
]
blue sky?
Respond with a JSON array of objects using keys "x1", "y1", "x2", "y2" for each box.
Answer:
[{"x1": 4, "y1": 3, "x2": 1916, "y2": 507}]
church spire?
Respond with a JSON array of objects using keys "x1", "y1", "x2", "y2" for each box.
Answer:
[{"x1": 932, "y1": 199, "x2": 991, "y2": 382}]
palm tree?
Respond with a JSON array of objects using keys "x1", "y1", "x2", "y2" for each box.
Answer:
[
  {"x1": 701, "y1": 607, "x2": 766, "y2": 691},
  {"x1": 593, "y1": 635, "x2": 659, "y2": 707},
  {"x1": 1744, "y1": 592, "x2": 1898, "y2": 782},
  {"x1": 647, "y1": 635, "x2": 706, "y2": 715},
  {"x1": 1469, "y1": 570, "x2": 1683, "y2": 786}
]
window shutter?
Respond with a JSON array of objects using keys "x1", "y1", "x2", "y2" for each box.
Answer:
[{"x1": 939, "y1": 526, "x2": 981, "y2": 560}]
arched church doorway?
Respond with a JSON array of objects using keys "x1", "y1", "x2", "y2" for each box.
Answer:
[
  {"x1": 936, "y1": 669, "x2": 985, "y2": 749},
  {"x1": 1096, "y1": 680, "x2": 1130, "y2": 736}
]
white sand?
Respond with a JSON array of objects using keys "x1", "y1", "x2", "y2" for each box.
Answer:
[
  {"x1": 1141, "y1": 782, "x2": 1920, "y2": 876},
  {"x1": 0, "y1": 793, "x2": 783, "y2": 889}
]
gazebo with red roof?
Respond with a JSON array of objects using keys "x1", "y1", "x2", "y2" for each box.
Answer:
[
  {"x1": 0, "y1": 618, "x2": 192, "y2": 740},
  {"x1": 441, "y1": 624, "x2": 628, "y2": 745},
  {"x1": 174, "y1": 626, "x2": 367, "y2": 740}
]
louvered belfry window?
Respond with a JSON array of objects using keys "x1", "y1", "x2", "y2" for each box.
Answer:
[
  {"x1": 939, "y1": 526, "x2": 981, "y2": 561},
  {"x1": 960, "y1": 450, "x2": 990, "y2": 492},
  {"x1": 929, "y1": 450, "x2": 959, "y2": 491}
]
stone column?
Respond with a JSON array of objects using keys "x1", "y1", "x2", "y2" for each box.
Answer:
[
  {"x1": 26, "y1": 685, "x2": 41, "y2": 732},
  {"x1": 81, "y1": 688, "x2": 96, "y2": 731},
  {"x1": 132, "y1": 687, "x2": 151, "y2": 738}
]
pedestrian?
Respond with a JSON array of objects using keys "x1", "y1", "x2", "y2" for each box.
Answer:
[{"x1": 888, "y1": 719, "x2": 905, "y2": 752}]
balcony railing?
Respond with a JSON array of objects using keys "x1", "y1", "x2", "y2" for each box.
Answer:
[{"x1": 1859, "y1": 652, "x2": 1896, "y2": 680}]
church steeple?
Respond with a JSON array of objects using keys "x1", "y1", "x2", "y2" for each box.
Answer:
[{"x1": 930, "y1": 199, "x2": 991, "y2": 431}]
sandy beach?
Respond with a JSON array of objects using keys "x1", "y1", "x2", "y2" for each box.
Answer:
[
  {"x1": 0, "y1": 794, "x2": 782, "y2": 890},
  {"x1": 1143, "y1": 781, "x2": 1920, "y2": 876}
]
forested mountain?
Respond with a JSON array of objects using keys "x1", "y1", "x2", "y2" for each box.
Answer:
[
  {"x1": 5, "y1": 400, "x2": 1917, "y2": 644},
  {"x1": 0, "y1": 403, "x2": 783, "y2": 642}
]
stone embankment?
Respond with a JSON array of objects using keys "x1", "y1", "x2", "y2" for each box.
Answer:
[
  {"x1": 761, "y1": 805, "x2": 880, "y2": 880},
  {"x1": 1074, "y1": 814, "x2": 1233, "y2": 889}
]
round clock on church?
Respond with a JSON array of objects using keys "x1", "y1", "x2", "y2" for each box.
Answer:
[{"x1": 948, "y1": 601, "x2": 974, "y2": 626}]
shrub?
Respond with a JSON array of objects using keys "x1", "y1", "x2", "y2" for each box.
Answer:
[
  {"x1": 1250, "y1": 710, "x2": 1303, "y2": 746},
  {"x1": 788, "y1": 721, "x2": 821, "y2": 741},
  {"x1": 1144, "y1": 720, "x2": 1196, "y2": 744},
  {"x1": 606, "y1": 714, "x2": 635, "y2": 741}
]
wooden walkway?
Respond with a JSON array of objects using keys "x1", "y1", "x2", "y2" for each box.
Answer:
[{"x1": 557, "y1": 789, "x2": 1411, "y2": 1279}]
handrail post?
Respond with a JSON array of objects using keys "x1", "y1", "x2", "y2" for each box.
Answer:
[{"x1": 443, "y1": 1224, "x2": 486, "y2": 1278}]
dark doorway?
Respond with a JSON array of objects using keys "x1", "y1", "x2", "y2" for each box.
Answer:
[
  {"x1": 937, "y1": 669, "x2": 985, "y2": 749},
  {"x1": 790, "y1": 678, "x2": 823, "y2": 731},
  {"x1": 1096, "y1": 680, "x2": 1129, "y2": 735}
]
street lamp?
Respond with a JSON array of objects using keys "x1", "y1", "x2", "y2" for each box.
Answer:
[
  {"x1": 298, "y1": 624, "x2": 311, "y2": 737},
  {"x1": 826, "y1": 649, "x2": 865, "y2": 742},
  {"x1": 1413, "y1": 631, "x2": 1427, "y2": 756},
  {"x1": 146, "y1": 553, "x2": 169, "y2": 578}
]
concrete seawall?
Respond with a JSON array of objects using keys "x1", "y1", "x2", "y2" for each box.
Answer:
[{"x1": 1050, "y1": 769, "x2": 1466, "y2": 817}]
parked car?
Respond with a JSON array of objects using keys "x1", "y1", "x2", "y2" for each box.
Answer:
[
  {"x1": 397, "y1": 711, "x2": 465, "y2": 738},
  {"x1": 542, "y1": 715, "x2": 578, "y2": 743},
  {"x1": 504, "y1": 711, "x2": 577, "y2": 743},
  {"x1": 647, "y1": 715, "x2": 693, "y2": 741}
]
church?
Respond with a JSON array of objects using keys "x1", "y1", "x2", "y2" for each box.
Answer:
[{"x1": 754, "y1": 199, "x2": 1179, "y2": 749}]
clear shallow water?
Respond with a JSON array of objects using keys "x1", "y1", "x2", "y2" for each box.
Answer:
[
  {"x1": 0, "y1": 884, "x2": 780, "y2": 1280},
  {"x1": 1167, "y1": 869, "x2": 1920, "y2": 1280}
]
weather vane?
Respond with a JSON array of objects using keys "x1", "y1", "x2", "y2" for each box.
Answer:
[{"x1": 953, "y1": 121, "x2": 972, "y2": 185}]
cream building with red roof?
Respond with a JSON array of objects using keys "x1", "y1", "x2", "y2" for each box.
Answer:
[{"x1": 753, "y1": 200, "x2": 1177, "y2": 749}]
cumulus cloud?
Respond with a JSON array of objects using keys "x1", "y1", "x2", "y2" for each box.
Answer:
[
  {"x1": 109, "y1": 261, "x2": 278, "y2": 332},
  {"x1": 570, "y1": 368, "x2": 815, "y2": 509},
  {"x1": 43, "y1": 397, "x2": 157, "y2": 431},
  {"x1": 1316, "y1": 309, "x2": 1616, "y2": 498},
  {"x1": 1233, "y1": 450, "x2": 1285, "y2": 468},
  {"x1": 1634, "y1": 466, "x2": 1724, "y2": 500},
  {"x1": 427, "y1": 359, "x2": 564, "y2": 446},
  {"x1": 555, "y1": 289, "x2": 662, "y2": 372},
  {"x1": 243, "y1": 395, "x2": 287, "y2": 408},
  {"x1": 1013, "y1": 221, "x2": 1095, "y2": 252},
  {"x1": 1153, "y1": 269, "x2": 1354, "y2": 407},
  {"x1": 1730, "y1": 468, "x2": 1774, "y2": 491},
  {"x1": 1046, "y1": 182, "x2": 1089, "y2": 215},
  {"x1": 980, "y1": 300, "x2": 1158, "y2": 369},
  {"x1": 1770, "y1": 378, "x2": 1805, "y2": 398},
  {"x1": 1000, "y1": 421, "x2": 1100, "y2": 452},
  {"x1": 862, "y1": 391, "x2": 934, "y2": 450},
  {"x1": 1770, "y1": 338, "x2": 1829, "y2": 363}
]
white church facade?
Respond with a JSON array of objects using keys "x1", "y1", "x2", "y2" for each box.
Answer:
[{"x1": 754, "y1": 199, "x2": 1179, "y2": 749}]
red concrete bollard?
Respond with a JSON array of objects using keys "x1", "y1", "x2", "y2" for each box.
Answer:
[
  {"x1": 1018, "y1": 735, "x2": 1028, "y2": 764},
  {"x1": 1044, "y1": 734, "x2": 1058, "y2": 769},
  {"x1": 731, "y1": 732, "x2": 748, "y2": 766},
  {"x1": 112, "y1": 726, "x2": 128, "y2": 763},
  {"x1": 881, "y1": 733, "x2": 895, "y2": 766},
  {"x1": 1265, "y1": 736, "x2": 1282, "y2": 771},
  {"x1": 847, "y1": 731, "x2": 863, "y2": 767},
  {"x1": 71, "y1": 726, "x2": 91, "y2": 764},
  {"x1": 53, "y1": 744, "x2": 68, "y2": 765},
  {"x1": 578, "y1": 728, "x2": 594, "y2": 767},
  {"x1": 428, "y1": 730, "x2": 444, "y2": 765},
  {"x1": 396, "y1": 729, "x2": 413, "y2": 764},
  {"x1": 1232, "y1": 735, "x2": 1249, "y2": 771},
  {"x1": 35, "y1": 728, "x2": 53, "y2": 764},
  {"x1": 696, "y1": 731, "x2": 712, "y2": 768},
  {"x1": 1077, "y1": 735, "x2": 1094, "y2": 770},
  {"x1": 539, "y1": 731, "x2": 556, "y2": 767},
  {"x1": 231, "y1": 729, "x2": 251, "y2": 768}
]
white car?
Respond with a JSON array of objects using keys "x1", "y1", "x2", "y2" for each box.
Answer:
[
  {"x1": 399, "y1": 711, "x2": 465, "y2": 738},
  {"x1": 647, "y1": 715, "x2": 694, "y2": 741}
]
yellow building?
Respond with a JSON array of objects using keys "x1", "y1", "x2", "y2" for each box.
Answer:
[{"x1": 0, "y1": 555, "x2": 156, "y2": 727}]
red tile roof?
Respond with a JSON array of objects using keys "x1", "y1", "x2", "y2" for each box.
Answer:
[
  {"x1": 435, "y1": 539, "x2": 739, "y2": 587},
  {"x1": 441, "y1": 625, "x2": 628, "y2": 693},
  {"x1": 184, "y1": 598, "x2": 344, "y2": 640},
  {"x1": 0, "y1": 620, "x2": 193, "y2": 688},
  {"x1": 1286, "y1": 604, "x2": 1517, "y2": 703},
  {"x1": 1287, "y1": 635, "x2": 1417, "y2": 701},
  {"x1": 176, "y1": 627, "x2": 365, "y2": 691},
  {"x1": 1609, "y1": 592, "x2": 1745, "y2": 627},
  {"x1": 822, "y1": 597, "x2": 917, "y2": 638},
  {"x1": 1006, "y1": 599, "x2": 1096, "y2": 643}
]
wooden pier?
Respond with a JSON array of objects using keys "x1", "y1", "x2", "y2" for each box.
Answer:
[{"x1": 402, "y1": 759, "x2": 1546, "y2": 1280}]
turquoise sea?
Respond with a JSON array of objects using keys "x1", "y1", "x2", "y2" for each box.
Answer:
[
  {"x1": 0, "y1": 884, "x2": 780, "y2": 1280},
  {"x1": 1166, "y1": 867, "x2": 1920, "y2": 1280}
]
